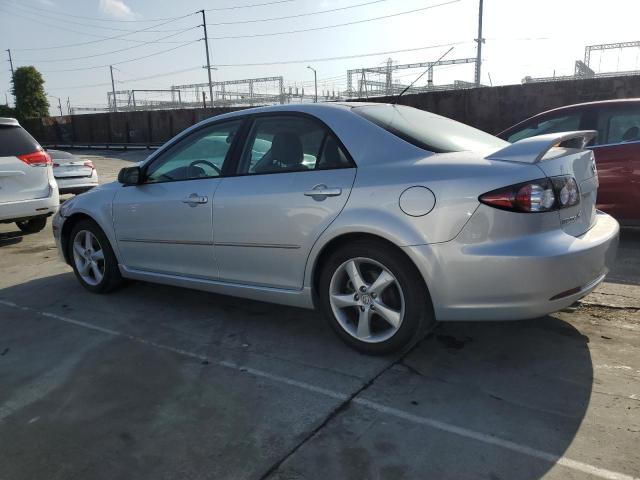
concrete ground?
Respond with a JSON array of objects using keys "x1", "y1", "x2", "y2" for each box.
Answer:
[{"x1": 0, "y1": 151, "x2": 638, "y2": 480}]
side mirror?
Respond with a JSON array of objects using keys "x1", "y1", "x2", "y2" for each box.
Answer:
[{"x1": 118, "y1": 166, "x2": 142, "y2": 186}]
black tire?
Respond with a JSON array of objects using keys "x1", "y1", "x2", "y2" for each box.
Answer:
[
  {"x1": 318, "y1": 239, "x2": 434, "y2": 355},
  {"x1": 16, "y1": 217, "x2": 47, "y2": 233},
  {"x1": 68, "y1": 219, "x2": 124, "y2": 293}
]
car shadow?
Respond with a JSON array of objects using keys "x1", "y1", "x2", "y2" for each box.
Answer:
[
  {"x1": 0, "y1": 272, "x2": 593, "y2": 479},
  {"x1": 0, "y1": 229, "x2": 24, "y2": 247}
]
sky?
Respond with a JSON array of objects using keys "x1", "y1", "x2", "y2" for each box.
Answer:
[{"x1": 2, "y1": 0, "x2": 640, "y2": 114}]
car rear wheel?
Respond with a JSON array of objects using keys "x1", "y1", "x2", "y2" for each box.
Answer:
[
  {"x1": 69, "y1": 219, "x2": 123, "y2": 293},
  {"x1": 16, "y1": 217, "x2": 47, "y2": 233},
  {"x1": 318, "y1": 240, "x2": 433, "y2": 355}
]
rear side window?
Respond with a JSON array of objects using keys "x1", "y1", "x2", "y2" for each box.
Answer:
[
  {"x1": 506, "y1": 114, "x2": 581, "y2": 143},
  {"x1": 0, "y1": 126, "x2": 40, "y2": 157},
  {"x1": 238, "y1": 115, "x2": 352, "y2": 174},
  {"x1": 354, "y1": 104, "x2": 506, "y2": 153},
  {"x1": 595, "y1": 108, "x2": 640, "y2": 145}
]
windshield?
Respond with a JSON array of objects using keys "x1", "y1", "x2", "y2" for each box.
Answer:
[{"x1": 354, "y1": 104, "x2": 508, "y2": 153}]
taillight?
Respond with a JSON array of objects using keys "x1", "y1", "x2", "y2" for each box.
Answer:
[
  {"x1": 479, "y1": 176, "x2": 579, "y2": 213},
  {"x1": 83, "y1": 161, "x2": 95, "y2": 170},
  {"x1": 17, "y1": 150, "x2": 52, "y2": 167}
]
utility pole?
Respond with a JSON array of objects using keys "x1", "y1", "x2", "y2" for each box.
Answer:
[
  {"x1": 110, "y1": 65, "x2": 117, "y2": 112},
  {"x1": 200, "y1": 10, "x2": 214, "y2": 108},
  {"x1": 307, "y1": 66, "x2": 317, "y2": 102},
  {"x1": 6, "y1": 49, "x2": 15, "y2": 103},
  {"x1": 47, "y1": 95, "x2": 63, "y2": 116},
  {"x1": 474, "y1": 0, "x2": 484, "y2": 87}
]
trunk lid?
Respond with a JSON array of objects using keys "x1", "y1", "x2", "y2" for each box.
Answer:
[
  {"x1": 54, "y1": 160, "x2": 94, "y2": 178},
  {"x1": 486, "y1": 131, "x2": 598, "y2": 237}
]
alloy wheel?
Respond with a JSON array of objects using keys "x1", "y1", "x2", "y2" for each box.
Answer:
[
  {"x1": 329, "y1": 257, "x2": 405, "y2": 343},
  {"x1": 72, "y1": 230, "x2": 105, "y2": 286}
]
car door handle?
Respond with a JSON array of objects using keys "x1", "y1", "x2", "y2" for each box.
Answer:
[
  {"x1": 304, "y1": 185, "x2": 342, "y2": 198},
  {"x1": 182, "y1": 193, "x2": 208, "y2": 206}
]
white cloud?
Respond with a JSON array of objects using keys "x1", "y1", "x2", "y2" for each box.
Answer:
[{"x1": 99, "y1": 0, "x2": 135, "y2": 19}]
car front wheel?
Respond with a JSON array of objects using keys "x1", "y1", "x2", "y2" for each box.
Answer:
[
  {"x1": 318, "y1": 240, "x2": 433, "y2": 355},
  {"x1": 69, "y1": 219, "x2": 123, "y2": 293}
]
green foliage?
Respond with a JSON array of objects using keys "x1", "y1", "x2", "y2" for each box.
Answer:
[
  {"x1": 0, "y1": 104, "x2": 15, "y2": 117},
  {"x1": 12, "y1": 66, "x2": 49, "y2": 120}
]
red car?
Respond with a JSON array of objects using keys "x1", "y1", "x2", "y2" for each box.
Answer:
[{"x1": 499, "y1": 99, "x2": 640, "y2": 225}]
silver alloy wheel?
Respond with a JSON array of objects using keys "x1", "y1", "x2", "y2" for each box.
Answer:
[
  {"x1": 72, "y1": 230, "x2": 105, "y2": 286},
  {"x1": 329, "y1": 257, "x2": 405, "y2": 343}
]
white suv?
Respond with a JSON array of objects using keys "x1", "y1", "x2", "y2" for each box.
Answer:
[{"x1": 0, "y1": 117, "x2": 59, "y2": 233}]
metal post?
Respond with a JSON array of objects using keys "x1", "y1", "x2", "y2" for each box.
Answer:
[
  {"x1": 202, "y1": 91, "x2": 207, "y2": 109},
  {"x1": 200, "y1": 10, "x2": 214, "y2": 107},
  {"x1": 307, "y1": 66, "x2": 317, "y2": 103},
  {"x1": 58, "y1": 97, "x2": 63, "y2": 116},
  {"x1": 474, "y1": 0, "x2": 484, "y2": 86},
  {"x1": 132, "y1": 90, "x2": 137, "y2": 110},
  {"x1": 110, "y1": 65, "x2": 117, "y2": 112},
  {"x1": 67, "y1": 97, "x2": 71, "y2": 115}
]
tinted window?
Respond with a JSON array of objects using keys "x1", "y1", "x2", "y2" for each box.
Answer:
[
  {"x1": 506, "y1": 114, "x2": 581, "y2": 143},
  {"x1": 238, "y1": 115, "x2": 351, "y2": 174},
  {"x1": 595, "y1": 108, "x2": 640, "y2": 145},
  {"x1": 354, "y1": 104, "x2": 507, "y2": 153},
  {"x1": 145, "y1": 120, "x2": 241, "y2": 183},
  {"x1": 0, "y1": 126, "x2": 39, "y2": 157}
]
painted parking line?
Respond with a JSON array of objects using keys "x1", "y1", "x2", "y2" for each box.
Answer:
[{"x1": 0, "y1": 299, "x2": 636, "y2": 480}]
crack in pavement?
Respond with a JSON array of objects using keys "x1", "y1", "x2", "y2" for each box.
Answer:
[{"x1": 257, "y1": 336, "x2": 430, "y2": 480}]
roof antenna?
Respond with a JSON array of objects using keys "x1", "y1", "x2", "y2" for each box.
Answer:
[{"x1": 392, "y1": 47, "x2": 454, "y2": 105}]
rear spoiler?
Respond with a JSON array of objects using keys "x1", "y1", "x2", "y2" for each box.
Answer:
[{"x1": 486, "y1": 130, "x2": 597, "y2": 164}]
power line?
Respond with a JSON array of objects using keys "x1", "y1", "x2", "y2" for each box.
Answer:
[
  {"x1": 46, "y1": 66, "x2": 203, "y2": 91},
  {"x1": 208, "y1": 0, "x2": 461, "y2": 40},
  {"x1": 2, "y1": 0, "x2": 193, "y2": 22},
  {"x1": 5, "y1": 2, "x2": 186, "y2": 33},
  {"x1": 206, "y1": 0, "x2": 394, "y2": 26},
  {"x1": 6, "y1": 0, "x2": 294, "y2": 22},
  {"x1": 212, "y1": 41, "x2": 469, "y2": 67},
  {"x1": 204, "y1": 0, "x2": 295, "y2": 11},
  {"x1": 40, "y1": 40, "x2": 200, "y2": 73},
  {"x1": 18, "y1": 26, "x2": 200, "y2": 63},
  {"x1": 9, "y1": 12, "x2": 198, "y2": 51}
]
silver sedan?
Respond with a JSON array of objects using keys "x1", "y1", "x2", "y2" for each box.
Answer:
[{"x1": 52, "y1": 103, "x2": 619, "y2": 354}]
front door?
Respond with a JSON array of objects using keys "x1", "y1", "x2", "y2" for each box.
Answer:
[
  {"x1": 113, "y1": 119, "x2": 243, "y2": 279},
  {"x1": 213, "y1": 114, "x2": 356, "y2": 289}
]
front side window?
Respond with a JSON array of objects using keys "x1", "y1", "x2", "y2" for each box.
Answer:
[
  {"x1": 145, "y1": 120, "x2": 241, "y2": 183},
  {"x1": 506, "y1": 114, "x2": 582, "y2": 143},
  {"x1": 238, "y1": 115, "x2": 351, "y2": 174},
  {"x1": 595, "y1": 108, "x2": 640, "y2": 145}
]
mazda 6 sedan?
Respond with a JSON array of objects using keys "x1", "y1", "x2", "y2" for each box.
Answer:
[{"x1": 52, "y1": 103, "x2": 619, "y2": 354}]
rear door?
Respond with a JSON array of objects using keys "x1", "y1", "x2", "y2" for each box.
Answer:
[
  {"x1": 213, "y1": 113, "x2": 356, "y2": 289},
  {"x1": 589, "y1": 105, "x2": 640, "y2": 221},
  {"x1": 0, "y1": 124, "x2": 50, "y2": 203}
]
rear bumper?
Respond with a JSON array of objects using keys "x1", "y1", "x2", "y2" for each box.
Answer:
[
  {"x1": 0, "y1": 188, "x2": 59, "y2": 222},
  {"x1": 55, "y1": 171, "x2": 98, "y2": 194},
  {"x1": 404, "y1": 210, "x2": 619, "y2": 321}
]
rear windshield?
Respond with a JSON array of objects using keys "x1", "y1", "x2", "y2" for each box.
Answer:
[
  {"x1": 0, "y1": 126, "x2": 40, "y2": 157},
  {"x1": 354, "y1": 104, "x2": 508, "y2": 153}
]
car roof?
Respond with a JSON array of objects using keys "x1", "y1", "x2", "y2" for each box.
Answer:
[{"x1": 0, "y1": 117, "x2": 20, "y2": 127}]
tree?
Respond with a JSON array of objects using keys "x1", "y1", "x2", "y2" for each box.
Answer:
[
  {"x1": 12, "y1": 66, "x2": 49, "y2": 120},
  {"x1": 0, "y1": 104, "x2": 15, "y2": 117}
]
